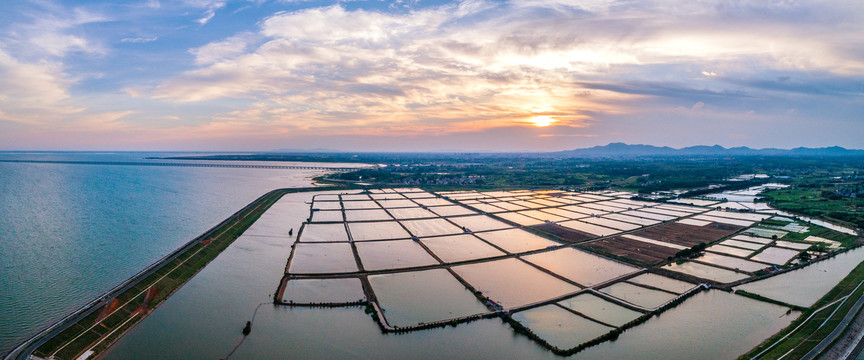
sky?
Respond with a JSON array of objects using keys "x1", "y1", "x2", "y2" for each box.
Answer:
[{"x1": 0, "y1": 0, "x2": 862, "y2": 152}]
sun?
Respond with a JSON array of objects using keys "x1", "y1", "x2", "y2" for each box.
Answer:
[{"x1": 530, "y1": 115, "x2": 555, "y2": 127}]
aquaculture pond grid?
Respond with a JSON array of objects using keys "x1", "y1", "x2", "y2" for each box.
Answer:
[{"x1": 271, "y1": 188, "x2": 824, "y2": 354}]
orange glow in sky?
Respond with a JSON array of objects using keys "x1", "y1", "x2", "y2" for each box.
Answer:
[
  {"x1": 0, "y1": 1, "x2": 861, "y2": 151},
  {"x1": 530, "y1": 116, "x2": 556, "y2": 127}
]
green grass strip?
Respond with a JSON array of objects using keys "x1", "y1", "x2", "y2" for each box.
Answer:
[{"x1": 740, "y1": 260, "x2": 864, "y2": 359}]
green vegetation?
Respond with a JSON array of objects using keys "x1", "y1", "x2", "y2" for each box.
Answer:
[
  {"x1": 668, "y1": 242, "x2": 707, "y2": 262},
  {"x1": 31, "y1": 189, "x2": 292, "y2": 360},
  {"x1": 759, "y1": 218, "x2": 791, "y2": 227},
  {"x1": 174, "y1": 153, "x2": 864, "y2": 194},
  {"x1": 740, "y1": 260, "x2": 864, "y2": 359},
  {"x1": 734, "y1": 290, "x2": 808, "y2": 312},
  {"x1": 333, "y1": 158, "x2": 781, "y2": 191},
  {"x1": 242, "y1": 321, "x2": 252, "y2": 336},
  {"x1": 765, "y1": 185, "x2": 864, "y2": 231},
  {"x1": 767, "y1": 222, "x2": 861, "y2": 249}
]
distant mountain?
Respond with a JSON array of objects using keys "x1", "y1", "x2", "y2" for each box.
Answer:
[{"x1": 555, "y1": 143, "x2": 864, "y2": 157}]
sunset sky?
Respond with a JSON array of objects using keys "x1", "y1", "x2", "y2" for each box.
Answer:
[{"x1": 0, "y1": 0, "x2": 862, "y2": 151}]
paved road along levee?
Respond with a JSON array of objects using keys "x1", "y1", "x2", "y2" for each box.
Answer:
[
  {"x1": 802, "y1": 280, "x2": 864, "y2": 360},
  {"x1": 0, "y1": 159, "x2": 363, "y2": 170},
  {"x1": 1, "y1": 191, "x2": 278, "y2": 360},
  {"x1": 2, "y1": 185, "x2": 368, "y2": 360}
]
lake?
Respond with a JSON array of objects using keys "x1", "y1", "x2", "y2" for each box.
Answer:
[{"x1": 0, "y1": 152, "x2": 359, "y2": 354}]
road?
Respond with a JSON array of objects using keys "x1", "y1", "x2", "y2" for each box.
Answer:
[
  {"x1": 802, "y1": 281, "x2": 864, "y2": 360},
  {"x1": 1, "y1": 190, "x2": 279, "y2": 360}
]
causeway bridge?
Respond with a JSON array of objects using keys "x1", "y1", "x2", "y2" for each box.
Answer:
[{"x1": 0, "y1": 159, "x2": 361, "y2": 170}]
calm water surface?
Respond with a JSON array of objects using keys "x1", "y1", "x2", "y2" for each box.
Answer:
[
  {"x1": 3, "y1": 154, "x2": 803, "y2": 358},
  {"x1": 0, "y1": 152, "x2": 359, "y2": 354},
  {"x1": 104, "y1": 190, "x2": 797, "y2": 359},
  {"x1": 735, "y1": 246, "x2": 864, "y2": 307}
]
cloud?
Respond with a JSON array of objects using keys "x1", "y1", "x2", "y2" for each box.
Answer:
[
  {"x1": 146, "y1": 0, "x2": 864, "y2": 144},
  {"x1": 576, "y1": 81, "x2": 752, "y2": 100},
  {"x1": 155, "y1": 4, "x2": 622, "y2": 134},
  {"x1": 182, "y1": 0, "x2": 226, "y2": 8},
  {"x1": 0, "y1": 48, "x2": 82, "y2": 124},
  {"x1": 3, "y1": 0, "x2": 863, "y2": 151},
  {"x1": 196, "y1": 9, "x2": 217, "y2": 25},
  {"x1": 10, "y1": 6, "x2": 109, "y2": 58},
  {"x1": 190, "y1": 33, "x2": 257, "y2": 65},
  {"x1": 0, "y1": 3, "x2": 143, "y2": 137},
  {"x1": 721, "y1": 73, "x2": 864, "y2": 96},
  {"x1": 185, "y1": 0, "x2": 226, "y2": 25},
  {"x1": 0, "y1": 47, "x2": 141, "y2": 135},
  {"x1": 0, "y1": 2, "x2": 117, "y2": 128},
  {"x1": 31, "y1": 32, "x2": 94, "y2": 57},
  {"x1": 121, "y1": 36, "x2": 158, "y2": 43},
  {"x1": 538, "y1": 133, "x2": 597, "y2": 138}
]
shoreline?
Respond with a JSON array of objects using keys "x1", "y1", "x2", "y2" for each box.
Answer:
[
  {"x1": 3, "y1": 185, "x2": 365, "y2": 360},
  {"x1": 9, "y1": 184, "x2": 862, "y2": 359}
]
